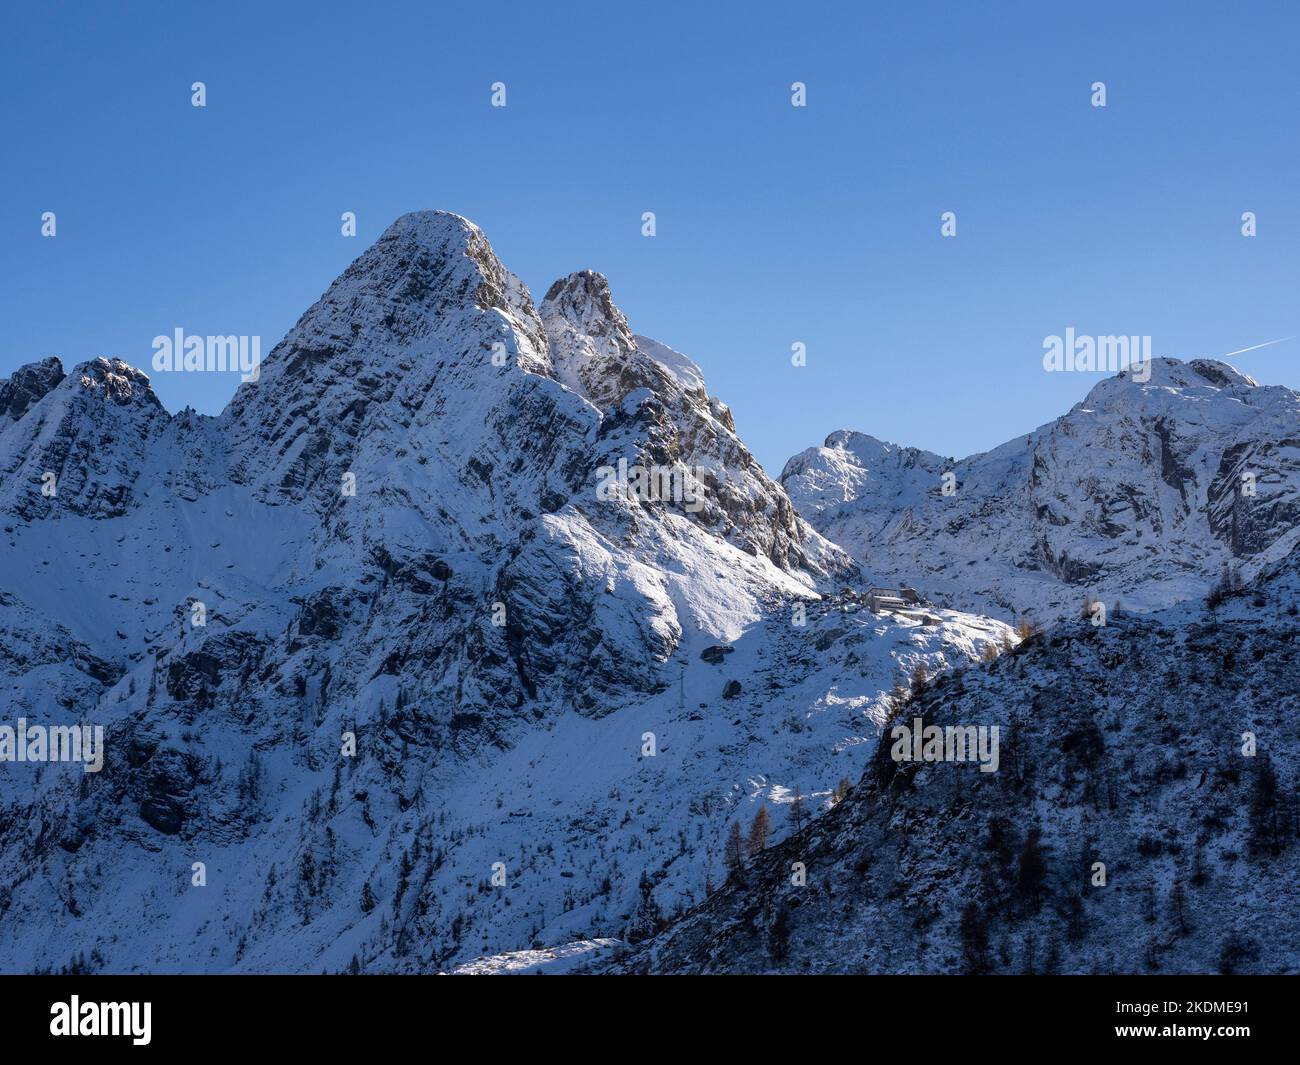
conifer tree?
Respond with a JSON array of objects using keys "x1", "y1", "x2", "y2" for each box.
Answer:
[
  {"x1": 724, "y1": 820, "x2": 746, "y2": 878},
  {"x1": 788, "y1": 787, "x2": 807, "y2": 833},
  {"x1": 910, "y1": 662, "x2": 929, "y2": 694},
  {"x1": 1017, "y1": 826, "x2": 1047, "y2": 910}
]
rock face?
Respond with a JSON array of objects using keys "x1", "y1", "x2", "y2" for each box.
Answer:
[
  {"x1": 0, "y1": 211, "x2": 1010, "y2": 974},
  {"x1": 538, "y1": 270, "x2": 838, "y2": 575},
  {"x1": 0, "y1": 357, "x2": 169, "y2": 519},
  {"x1": 604, "y1": 545, "x2": 1300, "y2": 975},
  {"x1": 782, "y1": 358, "x2": 1300, "y2": 623},
  {"x1": 0, "y1": 357, "x2": 65, "y2": 422}
]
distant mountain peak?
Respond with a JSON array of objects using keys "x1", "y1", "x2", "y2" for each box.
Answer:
[
  {"x1": 784, "y1": 360, "x2": 1300, "y2": 622},
  {"x1": 0, "y1": 356, "x2": 65, "y2": 422},
  {"x1": 1083, "y1": 356, "x2": 1259, "y2": 401},
  {"x1": 72, "y1": 356, "x2": 160, "y2": 408}
]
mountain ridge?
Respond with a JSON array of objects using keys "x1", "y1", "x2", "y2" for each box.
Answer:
[
  {"x1": 597, "y1": 541, "x2": 1300, "y2": 974},
  {"x1": 0, "y1": 211, "x2": 1009, "y2": 974},
  {"x1": 782, "y1": 357, "x2": 1300, "y2": 623}
]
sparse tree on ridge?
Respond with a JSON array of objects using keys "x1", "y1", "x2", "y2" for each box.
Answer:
[
  {"x1": 885, "y1": 676, "x2": 911, "y2": 721},
  {"x1": 724, "y1": 820, "x2": 745, "y2": 878},
  {"x1": 1017, "y1": 826, "x2": 1047, "y2": 910},
  {"x1": 789, "y1": 787, "x2": 807, "y2": 833},
  {"x1": 959, "y1": 902, "x2": 990, "y2": 974},
  {"x1": 748, "y1": 805, "x2": 771, "y2": 854},
  {"x1": 910, "y1": 662, "x2": 929, "y2": 695}
]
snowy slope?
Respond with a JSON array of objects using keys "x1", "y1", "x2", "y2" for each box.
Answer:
[
  {"x1": 604, "y1": 544, "x2": 1300, "y2": 975},
  {"x1": 0, "y1": 211, "x2": 1012, "y2": 974},
  {"x1": 782, "y1": 359, "x2": 1300, "y2": 623}
]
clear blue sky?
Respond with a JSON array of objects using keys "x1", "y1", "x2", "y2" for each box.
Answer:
[{"x1": 2, "y1": 0, "x2": 1297, "y2": 473}]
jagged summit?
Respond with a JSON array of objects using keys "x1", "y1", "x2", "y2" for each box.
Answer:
[
  {"x1": 537, "y1": 265, "x2": 853, "y2": 577},
  {"x1": 72, "y1": 357, "x2": 161, "y2": 408},
  {"x1": 0, "y1": 356, "x2": 65, "y2": 422},
  {"x1": 543, "y1": 268, "x2": 606, "y2": 298},
  {"x1": 1079, "y1": 357, "x2": 1259, "y2": 408},
  {"x1": 780, "y1": 431, "x2": 946, "y2": 530},
  {"x1": 540, "y1": 269, "x2": 646, "y2": 407},
  {"x1": 783, "y1": 358, "x2": 1300, "y2": 622},
  {"x1": 1185, "y1": 357, "x2": 1257, "y2": 389},
  {"x1": 0, "y1": 210, "x2": 989, "y2": 977},
  {"x1": 542, "y1": 270, "x2": 635, "y2": 356},
  {"x1": 246, "y1": 207, "x2": 545, "y2": 378},
  {"x1": 0, "y1": 356, "x2": 159, "y2": 423},
  {"x1": 386, "y1": 207, "x2": 480, "y2": 238},
  {"x1": 0, "y1": 355, "x2": 168, "y2": 520},
  {"x1": 539, "y1": 272, "x2": 704, "y2": 403},
  {"x1": 796, "y1": 359, "x2": 1262, "y2": 484},
  {"x1": 538, "y1": 271, "x2": 707, "y2": 410},
  {"x1": 219, "y1": 210, "x2": 555, "y2": 501},
  {"x1": 361, "y1": 210, "x2": 541, "y2": 335},
  {"x1": 784, "y1": 430, "x2": 946, "y2": 478}
]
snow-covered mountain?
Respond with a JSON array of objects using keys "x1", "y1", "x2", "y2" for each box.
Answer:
[
  {"x1": 782, "y1": 359, "x2": 1300, "y2": 624},
  {"x1": 0, "y1": 211, "x2": 1011, "y2": 974},
  {"x1": 601, "y1": 543, "x2": 1300, "y2": 975}
]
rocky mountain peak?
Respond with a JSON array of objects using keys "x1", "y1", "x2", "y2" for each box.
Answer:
[
  {"x1": 71, "y1": 357, "x2": 161, "y2": 409},
  {"x1": 533, "y1": 267, "x2": 855, "y2": 579},
  {"x1": 0, "y1": 356, "x2": 168, "y2": 520},
  {"x1": 220, "y1": 211, "x2": 557, "y2": 501},
  {"x1": 0, "y1": 357, "x2": 65, "y2": 422},
  {"x1": 277, "y1": 208, "x2": 547, "y2": 367},
  {"x1": 538, "y1": 270, "x2": 644, "y2": 407},
  {"x1": 1083, "y1": 357, "x2": 1259, "y2": 409},
  {"x1": 784, "y1": 359, "x2": 1300, "y2": 623},
  {"x1": 0, "y1": 210, "x2": 1002, "y2": 979},
  {"x1": 541, "y1": 270, "x2": 636, "y2": 358},
  {"x1": 1187, "y1": 358, "x2": 1257, "y2": 389}
]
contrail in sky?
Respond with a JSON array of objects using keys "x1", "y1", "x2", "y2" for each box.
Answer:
[{"x1": 1220, "y1": 336, "x2": 1293, "y2": 358}]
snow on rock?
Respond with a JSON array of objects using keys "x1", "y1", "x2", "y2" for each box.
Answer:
[
  {"x1": 0, "y1": 211, "x2": 1011, "y2": 975},
  {"x1": 606, "y1": 543, "x2": 1300, "y2": 975},
  {"x1": 782, "y1": 359, "x2": 1300, "y2": 624},
  {"x1": 446, "y1": 938, "x2": 621, "y2": 975},
  {"x1": 0, "y1": 357, "x2": 169, "y2": 520}
]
